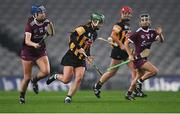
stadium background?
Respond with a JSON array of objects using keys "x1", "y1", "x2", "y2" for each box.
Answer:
[{"x1": 0, "y1": 0, "x2": 180, "y2": 92}]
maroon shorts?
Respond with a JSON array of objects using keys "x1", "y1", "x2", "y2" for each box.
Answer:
[
  {"x1": 20, "y1": 48, "x2": 47, "y2": 61},
  {"x1": 133, "y1": 58, "x2": 147, "y2": 69}
]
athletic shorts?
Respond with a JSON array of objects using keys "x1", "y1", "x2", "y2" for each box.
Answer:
[
  {"x1": 20, "y1": 48, "x2": 47, "y2": 61},
  {"x1": 61, "y1": 50, "x2": 86, "y2": 68},
  {"x1": 110, "y1": 47, "x2": 128, "y2": 60},
  {"x1": 133, "y1": 58, "x2": 147, "y2": 69}
]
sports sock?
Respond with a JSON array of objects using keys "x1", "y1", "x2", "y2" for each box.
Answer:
[
  {"x1": 20, "y1": 92, "x2": 25, "y2": 98},
  {"x1": 95, "y1": 81, "x2": 103, "y2": 89},
  {"x1": 127, "y1": 91, "x2": 132, "y2": 95},
  {"x1": 66, "y1": 95, "x2": 72, "y2": 98},
  {"x1": 54, "y1": 74, "x2": 58, "y2": 80},
  {"x1": 138, "y1": 79, "x2": 144, "y2": 83}
]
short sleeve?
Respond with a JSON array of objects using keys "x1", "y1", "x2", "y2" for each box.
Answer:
[
  {"x1": 112, "y1": 24, "x2": 122, "y2": 33},
  {"x1": 75, "y1": 26, "x2": 85, "y2": 36},
  {"x1": 25, "y1": 22, "x2": 32, "y2": 33}
]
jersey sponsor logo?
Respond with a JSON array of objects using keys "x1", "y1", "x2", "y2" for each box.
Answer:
[
  {"x1": 39, "y1": 27, "x2": 44, "y2": 33},
  {"x1": 141, "y1": 40, "x2": 153, "y2": 47}
]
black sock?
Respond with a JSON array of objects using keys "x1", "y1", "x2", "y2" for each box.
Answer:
[
  {"x1": 96, "y1": 81, "x2": 103, "y2": 89},
  {"x1": 127, "y1": 91, "x2": 132, "y2": 95},
  {"x1": 20, "y1": 92, "x2": 25, "y2": 98},
  {"x1": 139, "y1": 79, "x2": 144, "y2": 83},
  {"x1": 67, "y1": 95, "x2": 72, "y2": 98},
  {"x1": 32, "y1": 76, "x2": 38, "y2": 83}
]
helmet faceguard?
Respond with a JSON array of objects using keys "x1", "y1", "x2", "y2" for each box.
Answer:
[
  {"x1": 90, "y1": 12, "x2": 105, "y2": 27},
  {"x1": 31, "y1": 5, "x2": 46, "y2": 22},
  {"x1": 139, "y1": 14, "x2": 151, "y2": 29}
]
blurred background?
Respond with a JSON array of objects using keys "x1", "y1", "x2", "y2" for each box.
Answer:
[{"x1": 0, "y1": 0, "x2": 179, "y2": 92}]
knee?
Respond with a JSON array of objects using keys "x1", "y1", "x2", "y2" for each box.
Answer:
[
  {"x1": 152, "y1": 68, "x2": 159, "y2": 76},
  {"x1": 75, "y1": 77, "x2": 83, "y2": 84},
  {"x1": 42, "y1": 69, "x2": 50, "y2": 76}
]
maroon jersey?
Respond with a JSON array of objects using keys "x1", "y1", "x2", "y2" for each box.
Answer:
[
  {"x1": 128, "y1": 27, "x2": 158, "y2": 69},
  {"x1": 129, "y1": 27, "x2": 158, "y2": 58},
  {"x1": 20, "y1": 16, "x2": 50, "y2": 61}
]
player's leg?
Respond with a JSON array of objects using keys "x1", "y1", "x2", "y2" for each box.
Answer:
[
  {"x1": 93, "y1": 59, "x2": 121, "y2": 98},
  {"x1": 125, "y1": 62, "x2": 137, "y2": 100},
  {"x1": 31, "y1": 56, "x2": 50, "y2": 94},
  {"x1": 35, "y1": 56, "x2": 50, "y2": 80},
  {"x1": 138, "y1": 61, "x2": 158, "y2": 81},
  {"x1": 19, "y1": 59, "x2": 33, "y2": 104},
  {"x1": 136, "y1": 61, "x2": 158, "y2": 94},
  {"x1": 133, "y1": 69, "x2": 147, "y2": 97},
  {"x1": 127, "y1": 62, "x2": 136, "y2": 80},
  {"x1": 64, "y1": 67, "x2": 85, "y2": 103},
  {"x1": 46, "y1": 66, "x2": 74, "y2": 84}
]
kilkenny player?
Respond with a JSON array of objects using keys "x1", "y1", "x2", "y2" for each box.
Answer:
[
  {"x1": 19, "y1": 5, "x2": 54, "y2": 104},
  {"x1": 46, "y1": 12, "x2": 105, "y2": 103},
  {"x1": 124, "y1": 14, "x2": 164, "y2": 100},
  {"x1": 93, "y1": 6, "x2": 136, "y2": 98}
]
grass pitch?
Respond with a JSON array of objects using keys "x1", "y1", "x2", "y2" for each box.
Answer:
[{"x1": 0, "y1": 91, "x2": 180, "y2": 113}]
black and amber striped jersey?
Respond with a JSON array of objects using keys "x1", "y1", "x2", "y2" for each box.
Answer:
[
  {"x1": 112, "y1": 19, "x2": 131, "y2": 46},
  {"x1": 69, "y1": 22, "x2": 98, "y2": 60}
]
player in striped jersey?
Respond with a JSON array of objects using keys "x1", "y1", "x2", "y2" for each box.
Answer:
[
  {"x1": 46, "y1": 12, "x2": 105, "y2": 103},
  {"x1": 93, "y1": 6, "x2": 136, "y2": 99}
]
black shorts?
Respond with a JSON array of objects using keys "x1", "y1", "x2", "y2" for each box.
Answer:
[
  {"x1": 61, "y1": 50, "x2": 86, "y2": 68},
  {"x1": 110, "y1": 47, "x2": 128, "y2": 60}
]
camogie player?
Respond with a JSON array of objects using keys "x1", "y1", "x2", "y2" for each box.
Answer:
[
  {"x1": 93, "y1": 6, "x2": 136, "y2": 98},
  {"x1": 46, "y1": 12, "x2": 105, "y2": 103},
  {"x1": 124, "y1": 14, "x2": 164, "y2": 100},
  {"x1": 19, "y1": 5, "x2": 54, "y2": 104}
]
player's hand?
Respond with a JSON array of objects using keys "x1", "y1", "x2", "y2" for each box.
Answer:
[
  {"x1": 77, "y1": 48, "x2": 85, "y2": 54},
  {"x1": 86, "y1": 56, "x2": 94, "y2": 65},
  {"x1": 125, "y1": 31, "x2": 132, "y2": 38},
  {"x1": 120, "y1": 45, "x2": 125, "y2": 50},
  {"x1": 33, "y1": 43, "x2": 41, "y2": 48},
  {"x1": 128, "y1": 55, "x2": 134, "y2": 61},
  {"x1": 155, "y1": 26, "x2": 162, "y2": 34}
]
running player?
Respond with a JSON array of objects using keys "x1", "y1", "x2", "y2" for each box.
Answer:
[
  {"x1": 46, "y1": 12, "x2": 105, "y2": 103},
  {"x1": 124, "y1": 14, "x2": 164, "y2": 100},
  {"x1": 19, "y1": 5, "x2": 55, "y2": 104},
  {"x1": 93, "y1": 6, "x2": 136, "y2": 98}
]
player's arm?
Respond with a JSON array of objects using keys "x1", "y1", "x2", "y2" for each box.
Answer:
[
  {"x1": 70, "y1": 26, "x2": 86, "y2": 53},
  {"x1": 24, "y1": 22, "x2": 40, "y2": 48},
  {"x1": 111, "y1": 25, "x2": 124, "y2": 49},
  {"x1": 70, "y1": 31, "x2": 81, "y2": 49},
  {"x1": 85, "y1": 48, "x2": 94, "y2": 64},
  {"x1": 25, "y1": 32, "x2": 40, "y2": 48},
  {"x1": 124, "y1": 38, "x2": 134, "y2": 61},
  {"x1": 155, "y1": 26, "x2": 164, "y2": 43}
]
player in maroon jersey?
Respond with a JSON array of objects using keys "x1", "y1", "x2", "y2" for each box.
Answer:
[
  {"x1": 19, "y1": 5, "x2": 54, "y2": 104},
  {"x1": 124, "y1": 14, "x2": 164, "y2": 100}
]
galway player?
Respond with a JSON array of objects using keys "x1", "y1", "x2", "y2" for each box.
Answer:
[
  {"x1": 19, "y1": 5, "x2": 54, "y2": 104},
  {"x1": 124, "y1": 14, "x2": 164, "y2": 100}
]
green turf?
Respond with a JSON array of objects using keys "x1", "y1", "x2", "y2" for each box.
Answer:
[{"x1": 0, "y1": 91, "x2": 180, "y2": 113}]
